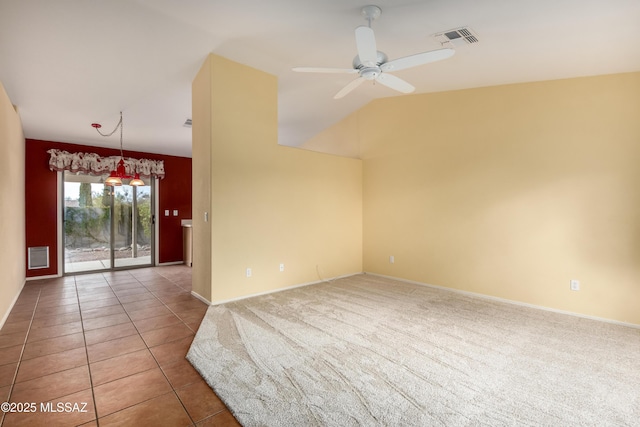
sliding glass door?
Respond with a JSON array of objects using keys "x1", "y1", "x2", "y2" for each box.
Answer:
[
  {"x1": 63, "y1": 171, "x2": 154, "y2": 273},
  {"x1": 112, "y1": 184, "x2": 152, "y2": 268}
]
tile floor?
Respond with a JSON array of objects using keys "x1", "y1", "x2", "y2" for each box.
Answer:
[{"x1": 0, "y1": 265, "x2": 241, "y2": 426}]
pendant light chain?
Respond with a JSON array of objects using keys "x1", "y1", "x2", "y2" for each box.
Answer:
[
  {"x1": 91, "y1": 111, "x2": 144, "y2": 186},
  {"x1": 93, "y1": 112, "x2": 125, "y2": 161},
  {"x1": 119, "y1": 112, "x2": 124, "y2": 158},
  {"x1": 94, "y1": 112, "x2": 123, "y2": 139}
]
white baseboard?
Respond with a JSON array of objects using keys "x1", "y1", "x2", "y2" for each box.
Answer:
[
  {"x1": 191, "y1": 290, "x2": 211, "y2": 305},
  {"x1": 0, "y1": 279, "x2": 27, "y2": 330},
  {"x1": 366, "y1": 272, "x2": 640, "y2": 330},
  {"x1": 209, "y1": 272, "x2": 362, "y2": 306},
  {"x1": 26, "y1": 273, "x2": 61, "y2": 281},
  {"x1": 158, "y1": 261, "x2": 186, "y2": 266}
]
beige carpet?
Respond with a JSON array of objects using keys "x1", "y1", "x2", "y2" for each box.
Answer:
[{"x1": 187, "y1": 274, "x2": 640, "y2": 426}]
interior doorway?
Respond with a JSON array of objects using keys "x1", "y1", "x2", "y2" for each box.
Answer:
[{"x1": 63, "y1": 171, "x2": 155, "y2": 273}]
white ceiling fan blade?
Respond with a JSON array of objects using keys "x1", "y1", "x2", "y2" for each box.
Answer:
[
  {"x1": 292, "y1": 67, "x2": 358, "y2": 74},
  {"x1": 355, "y1": 26, "x2": 378, "y2": 66},
  {"x1": 381, "y1": 48, "x2": 455, "y2": 73},
  {"x1": 334, "y1": 77, "x2": 366, "y2": 99},
  {"x1": 375, "y1": 73, "x2": 415, "y2": 94}
]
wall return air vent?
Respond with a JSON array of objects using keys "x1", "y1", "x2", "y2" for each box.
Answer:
[
  {"x1": 28, "y1": 246, "x2": 49, "y2": 270},
  {"x1": 433, "y1": 27, "x2": 480, "y2": 47}
]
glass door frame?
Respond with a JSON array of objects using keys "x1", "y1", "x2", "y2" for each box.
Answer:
[
  {"x1": 111, "y1": 182, "x2": 155, "y2": 270},
  {"x1": 61, "y1": 171, "x2": 156, "y2": 275}
]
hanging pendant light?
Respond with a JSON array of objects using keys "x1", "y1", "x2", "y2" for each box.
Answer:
[
  {"x1": 91, "y1": 112, "x2": 144, "y2": 186},
  {"x1": 128, "y1": 173, "x2": 144, "y2": 186},
  {"x1": 104, "y1": 160, "x2": 124, "y2": 186}
]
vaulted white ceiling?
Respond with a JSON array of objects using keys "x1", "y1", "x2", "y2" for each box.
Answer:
[{"x1": 1, "y1": 0, "x2": 639, "y2": 158}]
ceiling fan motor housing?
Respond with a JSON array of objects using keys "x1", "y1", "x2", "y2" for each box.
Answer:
[
  {"x1": 353, "y1": 51, "x2": 387, "y2": 69},
  {"x1": 353, "y1": 51, "x2": 387, "y2": 80}
]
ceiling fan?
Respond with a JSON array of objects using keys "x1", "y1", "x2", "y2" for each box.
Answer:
[{"x1": 293, "y1": 5, "x2": 455, "y2": 99}]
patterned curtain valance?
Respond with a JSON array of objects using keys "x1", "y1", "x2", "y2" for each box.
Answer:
[{"x1": 47, "y1": 149, "x2": 165, "y2": 179}]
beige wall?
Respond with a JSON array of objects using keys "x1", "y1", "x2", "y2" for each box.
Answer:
[
  {"x1": 191, "y1": 54, "x2": 213, "y2": 301},
  {"x1": 192, "y1": 55, "x2": 362, "y2": 303},
  {"x1": 302, "y1": 113, "x2": 361, "y2": 159},
  {"x1": 0, "y1": 81, "x2": 26, "y2": 325},
  {"x1": 312, "y1": 72, "x2": 640, "y2": 325}
]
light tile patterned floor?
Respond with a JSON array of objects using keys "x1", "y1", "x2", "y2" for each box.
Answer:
[{"x1": 0, "y1": 265, "x2": 240, "y2": 426}]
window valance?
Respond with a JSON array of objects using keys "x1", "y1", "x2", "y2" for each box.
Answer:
[{"x1": 47, "y1": 149, "x2": 165, "y2": 179}]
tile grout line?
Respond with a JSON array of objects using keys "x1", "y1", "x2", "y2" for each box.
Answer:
[
  {"x1": 1, "y1": 267, "x2": 212, "y2": 426},
  {"x1": 0, "y1": 283, "x2": 43, "y2": 427},
  {"x1": 91, "y1": 271, "x2": 155, "y2": 422},
  {"x1": 80, "y1": 271, "x2": 154, "y2": 422},
  {"x1": 76, "y1": 273, "x2": 152, "y2": 422},
  {"x1": 97, "y1": 270, "x2": 199, "y2": 425},
  {"x1": 76, "y1": 273, "x2": 101, "y2": 427},
  {"x1": 147, "y1": 269, "x2": 227, "y2": 426},
  {"x1": 131, "y1": 272, "x2": 200, "y2": 426}
]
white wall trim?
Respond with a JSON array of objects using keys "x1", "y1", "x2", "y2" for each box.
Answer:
[
  {"x1": 209, "y1": 272, "x2": 362, "y2": 306},
  {"x1": 154, "y1": 177, "x2": 160, "y2": 267},
  {"x1": 190, "y1": 290, "x2": 211, "y2": 305},
  {"x1": 158, "y1": 261, "x2": 184, "y2": 266},
  {"x1": 26, "y1": 274, "x2": 60, "y2": 281},
  {"x1": 57, "y1": 171, "x2": 63, "y2": 275},
  {"x1": 0, "y1": 279, "x2": 26, "y2": 330},
  {"x1": 366, "y1": 272, "x2": 640, "y2": 330}
]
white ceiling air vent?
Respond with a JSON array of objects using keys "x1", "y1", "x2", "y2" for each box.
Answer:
[{"x1": 433, "y1": 27, "x2": 479, "y2": 48}]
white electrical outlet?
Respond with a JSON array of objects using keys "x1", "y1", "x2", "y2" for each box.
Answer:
[
  {"x1": 173, "y1": 210, "x2": 178, "y2": 216},
  {"x1": 279, "y1": 263, "x2": 285, "y2": 272},
  {"x1": 164, "y1": 210, "x2": 169, "y2": 216},
  {"x1": 246, "y1": 268, "x2": 252, "y2": 278},
  {"x1": 570, "y1": 279, "x2": 580, "y2": 291},
  {"x1": 389, "y1": 255, "x2": 395, "y2": 264}
]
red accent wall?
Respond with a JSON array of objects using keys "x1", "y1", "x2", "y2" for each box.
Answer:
[
  {"x1": 156, "y1": 153, "x2": 192, "y2": 264},
  {"x1": 25, "y1": 139, "x2": 192, "y2": 277}
]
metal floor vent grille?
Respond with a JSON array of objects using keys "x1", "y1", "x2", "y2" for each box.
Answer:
[
  {"x1": 28, "y1": 246, "x2": 49, "y2": 269},
  {"x1": 434, "y1": 27, "x2": 480, "y2": 47}
]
